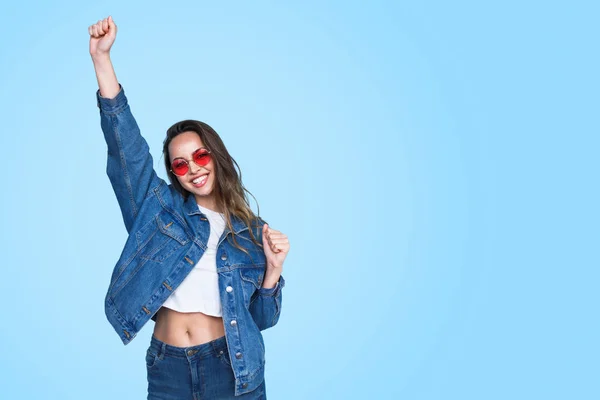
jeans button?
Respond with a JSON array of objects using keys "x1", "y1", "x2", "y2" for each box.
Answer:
[{"x1": 242, "y1": 383, "x2": 248, "y2": 388}]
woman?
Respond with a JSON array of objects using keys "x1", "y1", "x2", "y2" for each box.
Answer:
[{"x1": 89, "y1": 16, "x2": 289, "y2": 399}]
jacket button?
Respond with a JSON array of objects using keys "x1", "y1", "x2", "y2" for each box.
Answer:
[
  {"x1": 221, "y1": 254, "x2": 227, "y2": 261},
  {"x1": 230, "y1": 319, "x2": 237, "y2": 326},
  {"x1": 235, "y1": 352, "x2": 242, "y2": 359},
  {"x1": 242, "y1": 383, "x2": 248, "y2": 388},
  {"x1": 226, "y1": 286, "x2": 233, "y2": 293}
]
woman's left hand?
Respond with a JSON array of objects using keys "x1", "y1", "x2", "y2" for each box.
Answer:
[{"x1": 262, "y1": 224, "x2": 290, "y2": 270}]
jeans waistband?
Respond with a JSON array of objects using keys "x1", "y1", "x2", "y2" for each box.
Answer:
[{"x1": 149, "y1": 334, "x2": 228, "y2": 359}]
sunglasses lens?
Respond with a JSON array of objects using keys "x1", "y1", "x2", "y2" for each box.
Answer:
[
  {"x1": 171, "y1": 160, "x2": 189, "y2": 176},
  {"x1": 193, "y1": 150, "x2": 211, "y2": 166},
  {"x1": 171, "y1": 149, "x2": 210, "y2": 176}
]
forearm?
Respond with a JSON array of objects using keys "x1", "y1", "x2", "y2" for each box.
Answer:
[
  {"x1": 91, "y1": 54, "x2": 120, "y2": 99},
  {"x1": 249, "y1": 275, "x2": 285, "y2": 330}
]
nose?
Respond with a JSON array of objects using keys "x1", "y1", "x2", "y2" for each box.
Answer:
[{"x1": 188, "y1": 161, "x2": 202, "y2": 175}]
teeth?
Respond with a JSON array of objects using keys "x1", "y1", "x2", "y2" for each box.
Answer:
[{"x1": 193, "y1": 175, "x2": 207, "y2": 184}]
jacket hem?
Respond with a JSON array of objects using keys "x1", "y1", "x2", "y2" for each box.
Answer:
[
  {"x1": 105, "y1": 295, "x2": 136, "y2": 345},
  {"x1": 235, "y1": 362, "x2": 265, "y2": 396}
]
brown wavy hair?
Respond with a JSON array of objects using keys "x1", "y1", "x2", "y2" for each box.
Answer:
[{"x1": 162, "y1": 120, "x2": 265, "y2": 256}]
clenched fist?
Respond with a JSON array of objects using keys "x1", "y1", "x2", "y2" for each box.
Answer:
[
  {"x1": 262, "y1": 224, "x2": 290, "y2": 271},
  {"x1": 88, "y1": 16, "x2": 117, "y2": 58}
]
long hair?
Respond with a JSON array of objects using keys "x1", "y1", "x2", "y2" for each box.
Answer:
[{"x1": 162, "y1": 120, "x2": 264, "y2": 256}]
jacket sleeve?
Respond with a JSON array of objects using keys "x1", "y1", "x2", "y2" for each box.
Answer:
[
  {"x1": 96, "y1": 84, "x2": 165, "y2": 233},
  {"x1": 249, "y1": 275, "x2": 286, "y2": 331}
]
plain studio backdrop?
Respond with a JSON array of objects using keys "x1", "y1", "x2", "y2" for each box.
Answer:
[{"x1": 0, "y1": 1, "x2": 598, "y2": 399}]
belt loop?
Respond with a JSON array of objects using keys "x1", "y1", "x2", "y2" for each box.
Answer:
[{"x1": 159, "y1": 342, "x2": 166, "y2": 359}]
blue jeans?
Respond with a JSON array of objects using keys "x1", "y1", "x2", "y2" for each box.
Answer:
[{"x1": 146, "y1": 334, "x2": 267, "y2": 399}]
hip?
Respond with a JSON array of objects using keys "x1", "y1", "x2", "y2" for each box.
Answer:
[{"x1": 146, "y1": 333, "x2": 266, "y2": 399}]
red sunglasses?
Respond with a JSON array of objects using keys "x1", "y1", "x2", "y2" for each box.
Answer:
[{"x1": 170, "y1": 147, "x2": 212, "y2": 176}]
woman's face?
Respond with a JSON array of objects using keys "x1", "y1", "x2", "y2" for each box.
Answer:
[{"x1": 168, "y1": 131, "x2": 218, "y2": 210}]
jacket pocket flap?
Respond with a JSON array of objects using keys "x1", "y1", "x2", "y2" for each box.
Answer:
[
  {"x1": 156, "y1": 213, "x2": 189, "y2": 245},
  {"x1": 239, "y1": 267, "x2": 264, "y2": 290}
]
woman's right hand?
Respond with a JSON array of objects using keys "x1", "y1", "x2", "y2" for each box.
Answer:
[{"x1": 89, "y1": 16, "x2": 117, "y2": 58}]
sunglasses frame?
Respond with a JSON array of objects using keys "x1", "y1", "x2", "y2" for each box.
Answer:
[{"x1": 169, "y1": 147, "x2": 212, "y2": 177}]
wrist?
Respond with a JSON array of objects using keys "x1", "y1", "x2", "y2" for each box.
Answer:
[
  {"x1": 266, "y1": 261, "x2": 283, "y2": 270},
  {"x1": 91, "y1": 52, "x2": 111, "y2": 64},
  {"x1": 262, "y1": 270, "x2": 281, "y2": 289}
]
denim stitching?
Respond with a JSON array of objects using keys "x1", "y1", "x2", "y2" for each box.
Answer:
[
  {"x1": 111, "y1": 112, "x2": 138, "y2": 228},
  {"x1": 107, "y1": 243, "x2": 147, "y2": 294},
  {"x1": 155, "y1": 185, "x2": 190, "y2": 230},
  {"x1": 111, "y1": 255, "x2": 151, "y2": 297}
]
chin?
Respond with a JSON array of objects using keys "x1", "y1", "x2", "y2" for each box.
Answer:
[{"x1": 187, "y1": 184, "x2": 213, "y2": 196}]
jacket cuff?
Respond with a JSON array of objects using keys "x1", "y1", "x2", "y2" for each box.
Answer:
[
  {"x1": 96, "y1": 83, "x2": 126, "y2": 113},
  {"x1": 258, "y1": 275, "x2": 285, "y2": 297}
]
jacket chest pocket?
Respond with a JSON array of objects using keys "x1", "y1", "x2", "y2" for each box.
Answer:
[
  {"x1": 239, "y1": 266, "x2": 265, "y2": 304},
  {"x1": 136, "y1": 212, "x2": 189, "y2": 263},
  {"x1": 228, "y1": 231, "x2": 267, "y2": 266}
]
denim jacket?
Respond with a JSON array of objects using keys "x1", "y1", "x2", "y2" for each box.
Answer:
[{"x1": 96, "y1": 84, "x2": 285, "y2": 396}]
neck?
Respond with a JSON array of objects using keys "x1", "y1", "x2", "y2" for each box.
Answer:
[{"x1": 194, "y1": 195, "x2": 222, "y2": 213}]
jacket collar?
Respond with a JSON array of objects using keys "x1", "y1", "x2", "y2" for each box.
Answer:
[{"x1": 183, "y1": 193, "x2": 248, "y2": 234}]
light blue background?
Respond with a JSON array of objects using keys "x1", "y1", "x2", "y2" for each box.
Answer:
[{"x1": 1, "y1": 1, "x2": 597, "y2": 399}]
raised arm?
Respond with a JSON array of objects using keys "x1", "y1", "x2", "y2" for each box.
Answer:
[{"x1": 89, "y1": 16, "x2": 164, "y2": 233}]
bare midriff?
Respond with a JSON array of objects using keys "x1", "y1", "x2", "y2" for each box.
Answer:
[{"x1": 152, "y1": 306, "x2": 225, "y2": 347}]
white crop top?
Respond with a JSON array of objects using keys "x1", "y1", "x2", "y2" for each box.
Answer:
[{"x1": 161, "y1": 204, "x2": 226, "y2": 316}]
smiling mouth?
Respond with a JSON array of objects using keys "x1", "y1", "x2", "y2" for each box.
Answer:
[{"x1": 191, "y1": 174, "x2": 209, "y2": 187}]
